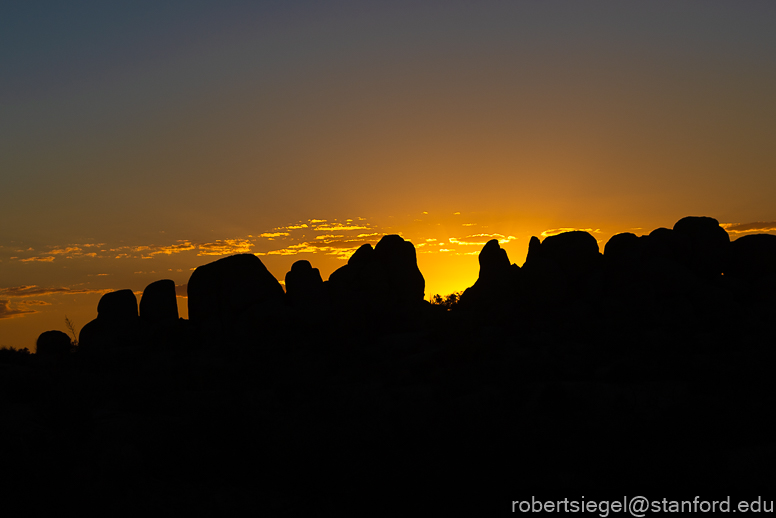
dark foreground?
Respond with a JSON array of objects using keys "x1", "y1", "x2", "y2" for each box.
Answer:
[{"x1": 3, "y1": 216, "x2": 776, "y2": 511}]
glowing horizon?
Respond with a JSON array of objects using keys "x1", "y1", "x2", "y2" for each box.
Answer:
[{"x1": 3, "y1": 2, "x2": 776, "y2": 348}]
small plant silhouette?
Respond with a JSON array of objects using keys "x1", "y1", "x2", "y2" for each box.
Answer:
[{"x1": 65, "y1": 316, "x2": 78, "y2": 346}]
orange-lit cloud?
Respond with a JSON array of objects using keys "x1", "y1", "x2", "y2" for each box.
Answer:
[
  {"x1": 540, "y1": 228, "x2": 602, "y2": 238},
  {"x1": 0, "y1": 285, "x2": 110, "y2": 297},
  {"x1": 149, "y1": 241, "x2": 197, "y2": 255},
  {"x1": 313, "y1": 224, "x2": 369, "y2": 232},
  {"x1": 197, "y1": 239, "x2": 253, "y2": 256},
  {"x1": 720, "y1": 222, "x2": 776, "y2": 234},
  {"x1": 0, "y1": 300, "x2": 36, "y2": 319},
  {"x1": 47, "y1": 246, "x2": 83, "y2": 255},
  {"x1": 19, "y1": 256, "x2": 56, "y2": 262},
  {"x1": 448, "y1": 234, "x2": 516, "y2": 246}
]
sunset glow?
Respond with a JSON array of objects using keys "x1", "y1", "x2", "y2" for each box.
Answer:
[{"x1": 2, "y1": 1, "x2": 776, "y2": 349}]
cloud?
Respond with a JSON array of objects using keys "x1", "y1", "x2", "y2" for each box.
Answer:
[
  {"x1": 264, "y1": 235, "x2": 370, "y2": 258},
  {"x1": 541, "y1": 228, "x2": 601, "y2": 238},
  {"x1": 19, "y1": 256, "x2": 55, "y2": 262},
  {"x1": 46, "y1": 246, "x2": 83, "y2": 255},
  {"x1": 448, "y1": 234, "x2": 516, "y2": 246},
  {"x1": 0, "y1": 300, "x2": 37, "y2": 319},
  {"x1": 149, "y1": 241, "x2": 196, "y2": 255},
  {"x1": 720, "y1": 222, "x2": 776, "y2": 234},
  {"x1": 197, "y1": 239, "x2": 253, "y2": 256},
  {"x1": 259, "y1": 232, "x2": 290, "y2": 238},
  {"x1": 313, "y1": 224, "x2": 369, "y2": 232},
  {"x1": 0, "y1": 285, "x2": 109, "y2": 297}
]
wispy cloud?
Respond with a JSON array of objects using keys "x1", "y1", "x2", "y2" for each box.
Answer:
[
  {"x1": 197, "y1": 239, "x2": 253, "y2": 256},
  {"x1": 0, "y1": 300, "x2": 36, "y2": 319},
  {"x1": 0, "y1": 285, "x2": 109, "y2": 297},
  {"x1": 721, "y1": 221, "x2": 776, "y2": 234},
  {"x1": 541, "y1": 228, "x2": 601, "y2": 238},
  {"x1": 19, "y1": 256, "x2": 56, "y2": 262},
  {"x1": 448, "y1": 234, "x2": 516, "y2": 246},
  {"x1": 313, "y1": 224, "x2": 369, "y2": 232},
  {"x1": 149, "y1": 241, "x2": 196, "y2": 255}
]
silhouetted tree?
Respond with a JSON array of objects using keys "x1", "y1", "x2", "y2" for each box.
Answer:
[{"x1": 430, "y1": 291, "x2": 462, "y2": 310}]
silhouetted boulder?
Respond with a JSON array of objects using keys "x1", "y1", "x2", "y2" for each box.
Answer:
[
  {"x1": 477, "y1": 239, "x2": 511, "y2": 282},
  {"x1": 97, "y1": 289, "x2": 139, "y2": 324},
  {"x1": 349, "y1": 243, "x2": 375, "y2": 267},
  {"x1": 643, "y1": 227, "x2": 686, "y2": 264},
  {"x1": 140, "y1": 279, "x2": 179, "y2": 324},
  {"x1": 36, "y1": 330, "x2": 71, "y2": 356},
  {"x1": 524, "y1": 236, "x2": 542, "y2": 266},
  {"x1": 326, "y1": 236, "x2": 425, "y2": 330},
  {"x1": 523, "y1": 230, "x2": 601, "y2": 279},
  {"x1": 458, "y1": 239, "x2": 519, "y2": 310},
  {"x1": 521, "y1": 231, "x2": 603, "y2": 303},
  {"x1": 604, "y1": 232, "x2": 641, "y2": 265},
  {"x1": 186, "y1": 254, "x2": 288, "y2": 346},
  {"x1": 541, "y1": 231, "x2": 601, "y2": 273},
  {"x1": 188, "y1": 254, "x2": 285, "y2": 326},
  {"x1": 78, "y1": 289, "x2": 140, "y2": 351},
  {"x1": 328, "y1": 235, "x2": 424, "y2": 306},
  {"x1": 285, "y1": 260, "x2": 324, "y2": 304},
  {"x1": 373, "y1": 235, "x2": 425, "y2": 304},
  {"x1": 602, "y1": 232, "x2": 646, "y2": 297},
  {"x1": 672, "y1": 216, "x2": 730, "y2": 281},
  {"x1": 725, "y1": 234, "x2": 776, "y2": 283}
]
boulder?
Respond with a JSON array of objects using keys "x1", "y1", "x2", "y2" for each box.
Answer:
[
  {"x1": 724, "y1": 234, "x2": 776, "y2": 282},
  {"x1": 672, "y1": 216, "x2": 730, "y2": 281},
  {"x1": 458, "y1": 240, "x2": 518, "y2": 310},
  {"x1": 187, "y1": 254, "x2": 285, "y2": 326},
  {"x1": 604, "y1": 232, "x2": 641, "y2": 266},
  {"x1": 477, "y1": 239, "x2": 512, "y2": 283},
  {"x1": 328, "y1": 235, "x2": 425, "y2": 307},
  {"x1": 97, "y1": 289, "x2": 139, "y2": 324},
  {"x1": 78, "y1": 290, "x2": 140, "y2": 351},
  {"x1": 523, "y1": 231, "x2": 601, "y2": 279},
  {"x1": 36, "y1": 330, "x2": 71, "y2": 356},
  {"x1": 285, "y1": 260, "x2": 324, "y2": 304},
  {"x1": 139, "y1": 279, "x2": 179, "y2": 324},
  {"x1": 373, "y1": 235, "x2": 425, "y2": 304},
  {"x1": 521, "y1": 231, "x2": 602, "y2": 303}
]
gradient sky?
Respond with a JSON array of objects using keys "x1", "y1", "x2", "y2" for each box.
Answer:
[{"x1": 2, "y1": 1, "x2": 776, "y2": 349}]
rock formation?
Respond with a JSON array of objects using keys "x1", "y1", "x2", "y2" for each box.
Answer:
[
  {"x1": 36, "y1": 330, "x2": 71, "y2": 356},
  {"x1": 78, "y1": 289, "x2": 140, "y2": 351},
  {"x1": 139, "y1": 279, "x2": 179, "y2": 324},
  {"x1": 458, "y1": 239, "x2": 518, "y2": 310}
]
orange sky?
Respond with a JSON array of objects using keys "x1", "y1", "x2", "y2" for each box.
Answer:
[{"x1": 2, "y1": 1, "x2": 776, "y2": 349}]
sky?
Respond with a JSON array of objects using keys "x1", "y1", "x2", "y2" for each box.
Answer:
[{"x1": 2, "y1": 0, "x2": 776, "y2": 350}]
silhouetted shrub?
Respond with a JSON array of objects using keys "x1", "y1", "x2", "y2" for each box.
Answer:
[
  {"x1": 430, "y1": 291, "x2": 462, "y2": 310},
  {"x1": 0, "y1": 346, "x2": 32, "y2": 364}
]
